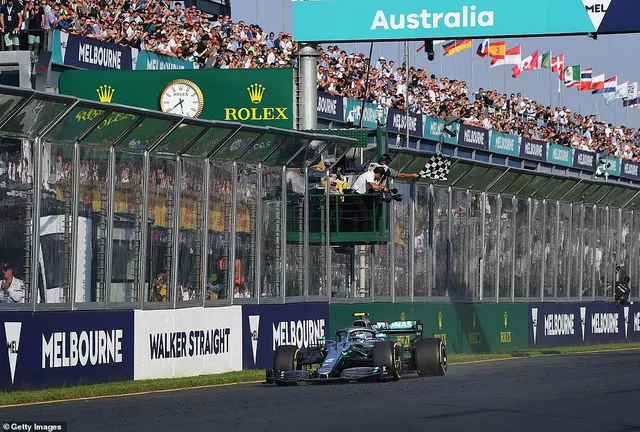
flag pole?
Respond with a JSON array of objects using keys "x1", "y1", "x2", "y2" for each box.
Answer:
[
  {"x1": 471, "y1": 40, "x2": 474, "y2": 95},
  {"x1": 487, "y1": 39, "x2": 491, "y2": 90},
  {"x1": 405, "y1": 40, "x2": 409, "y2": 147},
  {"x1": 536, "y1": 68, "x2": 539, "y2": 103}
]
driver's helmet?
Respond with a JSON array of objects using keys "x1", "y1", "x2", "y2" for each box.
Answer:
[{"x1": 351, "y1": 330, "x2": 368, "y2": 342}]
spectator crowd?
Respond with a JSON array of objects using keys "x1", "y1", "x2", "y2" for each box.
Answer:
[{"x1": 2, "y1": 0, "x2": 639, "y2": 161}]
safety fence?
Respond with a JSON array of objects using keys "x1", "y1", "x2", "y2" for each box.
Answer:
[{"x1": 0, "y1": 301, "x2": 636, "y2": 391}]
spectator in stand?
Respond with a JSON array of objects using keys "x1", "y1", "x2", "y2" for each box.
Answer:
[{"x1": 0, "y1": 0, "x2": 24, "y2": 51}]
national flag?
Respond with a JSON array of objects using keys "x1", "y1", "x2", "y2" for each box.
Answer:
[
  {"x1": 577, "y1": 67, "x2": 593, "y2": 91},
  {"x1": 591, "y1": 74, "x2": 605, "y2": 93},
  {"x1": 602, "y1": 77, "x2": 619, "y2": 104},
  {"x1": 606, "y1": 81, "x2": 629, "y2": 105},
  {"x1": 551, "y1": 54, "x2": 565, "y2": 74},
  {"x1": 442, "y1": 39, "x2": 472, "y2": 56},
  {"x1": 491, "y1": 46, "x2": 521, "y2": 67},
  {"x1": 623, "y1": 82, "x2": 638, "y2": 107},
  {"x1": 564, "y1": 65, "x2": 580, "y2": 88},
  {"x1": 540, "y1": 51, "x2": 551, "y2": 69},
  {"x1": 512, "y1": 51, "x2": 539, "y2": 79},
  {"x1": 476, "y1": 39, "x2": 489, "y2": 57},
  {"x1": 487, "y1": 41, "x2": 506, "y2": 59}
]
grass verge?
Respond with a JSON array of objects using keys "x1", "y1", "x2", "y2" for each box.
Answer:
[{"x1": 2, "y1": 342, "x2": 640, "y2": 407}]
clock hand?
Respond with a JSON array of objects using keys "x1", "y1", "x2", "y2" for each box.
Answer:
[{"x1": 169, "y1": 99, "x2": 183, "y2": 113}]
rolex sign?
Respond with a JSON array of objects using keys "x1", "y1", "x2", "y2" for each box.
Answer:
[{"x1": 58, "y1": 68, "x2": 294, "y2": 129}]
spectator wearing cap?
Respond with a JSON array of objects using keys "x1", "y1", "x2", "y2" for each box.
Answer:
[{"x1": 0, "y1": 263, "x2": 24, "y2": 303}]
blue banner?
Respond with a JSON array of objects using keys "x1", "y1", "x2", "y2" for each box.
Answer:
[
  {"x1": 317, "y1": 92, "x2": 345, "y2": 122},
  {"x1": 135, "y1": 50, "x2": 195, "y2": 70},
  {"x1": 530, "y1": 302, "x2": 630, "y2": 348},
  {"x1": 457, "y1": 124, "x2": 489, "y2": 150},
  {"x1": 489, "y1": 131, "x2": 520, "y2": 157},
  {"x1": 520, "y1": 138, "x2": 547, "y2": 162},
  {"x1": 57, "y1": 31, "x2": 133, "y2": 70},
  {"x1": 423, "y1": 117, "x2": 458, "y2": 144},
  {"x1": 547, "y1": 144, "x2": 574, "y2": 167},
  {"x1": 241, "y1": 303, "x2": 330, "y2": 370},
  {"x1": 573, "y1": 149, "x2": 597, "y2": 172},
  {"x1": 620, "y1": 159, "x2": 640, "y2": 181},
  {"x1": 0, "y1": 311, "x2": 134, "y2": 391},
  {"x1": 386, "y1": 108, "x2": 423, "y2": 138}
]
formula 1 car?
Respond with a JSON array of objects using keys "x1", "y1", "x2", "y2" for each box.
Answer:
[{"x1": 265, "y1": 313, "x2": 447, "y2": 385}]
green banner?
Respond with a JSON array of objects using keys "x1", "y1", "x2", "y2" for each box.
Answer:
[
  {"x1": 423, "y1": 117, "x2": 458, "y2": 144},
  {"x1": 59, "y1": 68, "x2": 294, "y2": 129},
  {"x1": 344, "y1": 98, "x2": 380, "y2": 129},
  {"x1": 330, "y1": 302, "x2": 528, "y2": 354}
]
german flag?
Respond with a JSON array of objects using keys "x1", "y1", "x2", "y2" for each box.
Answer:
[{"x1": 442, "y1": 39, "x2": 472, "y2": 56}]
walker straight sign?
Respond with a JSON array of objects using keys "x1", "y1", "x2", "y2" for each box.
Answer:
[{"x1": 292, "y1": 0, "x2": 640, "y2": 43}]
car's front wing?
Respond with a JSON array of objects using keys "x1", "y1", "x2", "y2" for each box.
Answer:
[{"x1": 266, "y1": 366, "x2": 395, "y2": 384}]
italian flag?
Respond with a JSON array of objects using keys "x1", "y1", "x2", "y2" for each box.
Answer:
[{"x1": 564, "y1": 65, "x2": 580, "y2": 88}]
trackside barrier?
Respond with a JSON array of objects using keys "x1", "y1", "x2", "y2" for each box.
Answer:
[
  {"x1": 329, "y1": 303, "x2": 529, "y2": 354},
  {"x1": 241, "y1": 303, "x2": 330, "y2": 370},
  {"x1": 0, "y1": 310, "x2": 135, "y2": 391},
  {"x1": 133, "y1": 307, "x2": 243, "y2": 380},
  {"x1": 529, "y1": 302, "x2": 640, "y2": 348}
]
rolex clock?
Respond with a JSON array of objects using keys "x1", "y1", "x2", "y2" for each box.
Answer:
[{"x1": 159, "y1": 79, "x2": 204, "y2": 118}]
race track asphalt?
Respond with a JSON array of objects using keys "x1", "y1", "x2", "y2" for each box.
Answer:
[{"x1": 2, "y1": 350, "x2": 640, "y2": 432}]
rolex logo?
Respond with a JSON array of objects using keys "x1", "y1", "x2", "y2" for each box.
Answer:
[
  {"x1": 96, "y1": 85, "x2": 115, "y2": 103},
  {"x1": 247, "y1": 83, "x2": 266, "y2": 104}
]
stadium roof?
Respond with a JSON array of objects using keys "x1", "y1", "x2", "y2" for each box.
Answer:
[{"x1": 0, "y1": 84, "x2": 357, "y2": 168}]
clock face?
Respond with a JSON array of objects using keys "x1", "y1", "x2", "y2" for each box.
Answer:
[{"x1": 159, "y1": 80, "x2": 204, "y2": 118}]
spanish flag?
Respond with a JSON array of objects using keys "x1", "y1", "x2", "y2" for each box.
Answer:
[{"x1": 442, "y1": 39, "x2": 472, "y2": 56}]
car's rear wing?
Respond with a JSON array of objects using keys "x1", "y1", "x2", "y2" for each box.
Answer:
[{"x1": 372, "y1": 320, "x2": 423, "y2": 337}]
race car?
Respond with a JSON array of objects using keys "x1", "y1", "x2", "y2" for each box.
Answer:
[{"x1": 265, "y1": 312, "x2": 447, "y2": 385}]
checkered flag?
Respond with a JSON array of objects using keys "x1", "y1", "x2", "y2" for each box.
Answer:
[{"x1": 419, "y1": 154, "x2": 451, "y2": 181}]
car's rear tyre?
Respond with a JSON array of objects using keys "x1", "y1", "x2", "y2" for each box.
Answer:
[
  {"x1": 372, "y1": 341, "x2": 402, "y2": 381},
  {"x1": 414, "y1": 338, "x2": 447, "y2": 377},
  {"x1": 273, "y1": 345, "x2": 300, "y2": 386}
]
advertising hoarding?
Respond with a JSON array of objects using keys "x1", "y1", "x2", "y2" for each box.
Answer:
[
  {"x1": 242, "y1": 303, "x2": 330, "y2": 370},
  {"x1": 134, "y1": 307, "x2": 243, "y2": 380},
  {"x1": 0, "y1": 311, "x2": 134, "y2": 391}
]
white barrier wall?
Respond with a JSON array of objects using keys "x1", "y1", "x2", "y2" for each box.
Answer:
[{"x1": 134, "y1": 306, "x2": 243, "y2": 380}]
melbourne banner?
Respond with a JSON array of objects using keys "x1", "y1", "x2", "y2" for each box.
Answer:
[
  {"x1": 292, "y1": 0, "x2": 640, "y2": 42},
  {"x1": 573, "y1": 149, "x2": 597, "y2": 171},
  {"x1": 317, "y1": 92, "x2": 345, "y2": 122},
  {"x1": 489, "y1": 131, "x2": 519, "y2": 157},
  {"x1": 620, "y1": 159, "x2": 640, "y2": 181},
  {"x1": 242, "y1": 303, "x2": 330, "y2": 370},
  {"x1": 457, "y1": 124, "x2": 489, "y2": 150},
  {"x1": 135, "y1": 50, "x2": 196, "y2": 70},
  {"x1": 53, "y1": 30, "x2": 134, "y2": 70},
  {"x1": 58, "y1": 68, "x2": 294, "y2": 129},
  {"x1": 547, "y1": 143, "x2": 574, "y2": 167},
  {"x1": 423, "y1": 117, "x2": 458, "y2": 144},
  {"x1": 345, "y1": 98, "x2": 381, "y2": 128},
  {"x1": 529, "y1": 302, "x2": 633, "y2": 349},
  {"x1": 0, "y1": 310, "x2": 134, "y2": 391},
  {"x1": 520, "y1": 138, "x2": 547, "y2": 162},
  {"x1": 386, "y1": 107, "x2": 423, "y2": 138},
  {"x1": 134, "y1": 307, "x2": 242, "y2": 380}
]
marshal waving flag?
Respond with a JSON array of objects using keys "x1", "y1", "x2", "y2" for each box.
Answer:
[
  {"x1": 564, "y1": 65, "x2": 580, "y2": 88},
  {"x1": 442, "y1": 39, "x2": 472, "y2": 56},
  {"x1": 491, "y1": 46, "x2": 521, "y2": 67}
]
